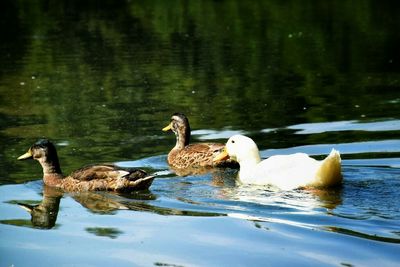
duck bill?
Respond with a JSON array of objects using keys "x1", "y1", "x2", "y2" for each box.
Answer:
[
  {"x1": 213, "y1": 147, "x2": 229, "y2": 162},
  {"x1": 17, "y1": 203, "x2": 34, "y2": 213},
  {"x1": 162, "y1": 122, "x2": 172, "y2": 132},
  {"x1": 17, "y1": 149, "x2": 33, "y2": 160}
]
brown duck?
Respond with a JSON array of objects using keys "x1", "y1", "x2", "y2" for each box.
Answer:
[
  {"x1": 162, "y1": 113, "x2": 238, "y2": 169},
  {"x1": 18, "y1": 139, "x2": 155, "y2": 192}
]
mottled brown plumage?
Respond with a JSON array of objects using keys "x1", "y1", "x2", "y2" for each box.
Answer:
[
  {"x1": 18, "y1": 139, "x2": 154, "y2": 192},
  {"x1": 162, "y1": 113, "x2": 238, "y2": 169}
]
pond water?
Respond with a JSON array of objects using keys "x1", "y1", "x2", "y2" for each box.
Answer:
[{"x1": 1, "y1": 1, "x2": 400, "y2": 266}]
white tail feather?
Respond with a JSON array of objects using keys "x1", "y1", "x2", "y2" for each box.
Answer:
[{"x1": 314, "y1": 149, "x2": 342, "y2": 187}]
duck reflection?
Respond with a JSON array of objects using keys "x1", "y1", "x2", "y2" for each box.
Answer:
[
  {"x1": 16, "y1": 185, "x2": 133, "y2": 229},
  {"x1": 170, "y1": 166, "x2": 237, "y2": 188},
  {"x1": 217, "y1": 182, "x2": 343, "y2": 213},
  {"x1": 18, "y1": 185, "x2": 62, "y2": 229},
  {"x1": 306, "y1": 187, "x2": 343, "y2": 210},
  {"x1": 70, "y1": 191, "x2": 130, "y2": 214},
  {"x1": 220, "y1": 186, "x2": 343, "y2": 232},
  {"x1": 171, "y1": 166, "x2": 216, "y2": 177},
  {"x1": 12, "y1": 183, "x2": 222, "y2": 230},
  {"x1": 85, "y1": 227, "x2": 123, "y2": 239}
]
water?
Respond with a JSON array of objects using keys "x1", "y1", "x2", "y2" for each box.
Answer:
[{"x1": 1, "y1": 1, "x2": 400, "y2": 266}]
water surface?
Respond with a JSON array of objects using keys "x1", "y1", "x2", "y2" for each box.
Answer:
[{"x1": 1, "y1": 1, "x2": 400, "y2": 266}]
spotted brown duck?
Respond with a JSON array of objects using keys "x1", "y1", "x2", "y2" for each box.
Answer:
[
  {"x1": 162, "y1": 113, "x2": 238, "y2": 169},
  {"x1": 18, "y1": 139, "x2": 155, "y2": 192}
]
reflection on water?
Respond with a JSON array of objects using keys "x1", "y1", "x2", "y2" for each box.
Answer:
[
  {"x1": 261, "y1": 139, "x2": 400, "y2": 157},
  {"x1": 326, "y1": 227, "x2": 400, "y2": 244},
  {"x1": 2, "y1": 182, "x2": 224, "y2": 230},
  {"x1": 1, "y1": 158, "x2": 400, "y2": 266},
  {"x1": 17, "y1": 186, "x2": 62, "y2": 229},
  {"x1": 2, "y1": 186, "x2": 62, "y2": 229},
  {"x1": 71, "y1": 191, "x2": 130, "y2": 214},
  {"x1": 86, "y1": 227, "x2": 123, "y2": 239},
  {"x1": 286, "y1": 119, "x2": 400, "y2": 134}
]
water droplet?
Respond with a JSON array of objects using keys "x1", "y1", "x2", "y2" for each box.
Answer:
[{"x1": 20, "y1": 82, "x2": 25, "y2": 86}]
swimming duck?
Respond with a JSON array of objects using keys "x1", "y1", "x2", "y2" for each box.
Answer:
[
  {"x1": 18, "y1": 139, "x2": 155, "y2": 192},
  {"x1": 214, "y1": 135, "x2": 342, "y2": 190},
  {"x1": 162, "y1": 113, "x2": 238, "y2": 169}
]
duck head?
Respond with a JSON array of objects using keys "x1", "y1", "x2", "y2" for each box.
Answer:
[
  {"x1": 162, "y1": 113, "x2": 191, "y2": 148},
  {"x1": 18, "y1": 139, "x2": 62, "y2": 175},
  {"x1": 214, "y1": 135, "x2": 261, "y2": 165}
]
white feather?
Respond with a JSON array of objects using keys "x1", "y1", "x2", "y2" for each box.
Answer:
[{"x1": 225, "y1": 135, "x2": 342, "y2": 190}]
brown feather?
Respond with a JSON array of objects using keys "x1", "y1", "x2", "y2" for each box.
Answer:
[
  {"x1": 18, "y1": 139, "x2": 155, "y2": 192},
  {"x1": 168, "y1": 143, "x2": 238, "y2": 169},
  {"x1": 163, "y1": 113, "x2": 239, "y2": 170},
  {"x1": 69, "y1": 164, "x2": 122, "y2": 181}
]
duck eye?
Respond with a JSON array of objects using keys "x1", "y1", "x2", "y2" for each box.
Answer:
[{"x1": 231, "y1": 140, "x2": 235, "y2": 144}]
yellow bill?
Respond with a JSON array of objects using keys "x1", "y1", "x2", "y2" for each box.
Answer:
[
  {"x1": 162, "y1": 122, "x2": 172, "y2": 132},
  {"x1": 213, "y1": 147, "x2": 229, "y2": 162},
  {"x1": 17, "y1": 149, "x2": 33, "y2": 160}
]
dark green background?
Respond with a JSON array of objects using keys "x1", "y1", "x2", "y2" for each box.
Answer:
[{"x1": 1, "y1": 0, "x2": 399, "y2": 183}]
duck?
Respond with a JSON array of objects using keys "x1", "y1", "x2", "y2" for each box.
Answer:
[
  {"x1": 17, "y1": 139, "x2": 155, "y2": 192},
  {"x1": 214, "y1": 135, "x2": 342, "y2": 190},
  {"x1": 162, "y1": 113, "x2": 238, "y2": 169}
]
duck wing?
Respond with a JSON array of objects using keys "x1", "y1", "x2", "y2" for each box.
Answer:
[
  {"x1": 254, "y1": 151, "x2": 342, "y2": 189},
  {"x1": 253, "y1": 153, "x2": 321, "y2": 190},
  {"x1": 186, "y1": 143, "x2": 224, "y2": 154},
  {"x1": 63, "y1": 164, "x2": 154, "y2": 192},
  {"x1": 172, "y1": 143, "x2": 224, "y2": 168},
  {"x1": 69, "y1": 164, "x2": 129, "y2": 181}
]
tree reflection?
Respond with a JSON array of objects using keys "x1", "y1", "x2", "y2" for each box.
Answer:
[{"x1": 2, "y1": 0, "x2": 400, "y2": 182}]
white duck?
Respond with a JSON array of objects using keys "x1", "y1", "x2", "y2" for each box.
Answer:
[{"x1": 214, "y1": 135, "x2": 342, "y2": 190}]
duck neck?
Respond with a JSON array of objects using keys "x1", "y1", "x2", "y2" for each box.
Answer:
[
  {"x1": 174, "y1": 125, "x2": 191, "y2": 150},
  {"x1": 236, "y1": 151, "x2": 261, "y2": 181},
  {"x1": 240, "y1": 157, "x2": 261, "y2": 167},
  {"x1": 238, "y1": 157, "x2": 261, "y2": 174},
  {"x1": 37, "y1": 157, "x2": 64, "y2": 186},
  {"x1": 237, "y1": 150, "x2": 261, "y2": 166}
]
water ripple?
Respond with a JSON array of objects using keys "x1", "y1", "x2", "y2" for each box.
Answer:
[
  {"x1": 261, "y1": 139, "x2": 400, "y2": 158},
  {"x1": 284, "y1": 119, "x2": 400, "y2": 134}
]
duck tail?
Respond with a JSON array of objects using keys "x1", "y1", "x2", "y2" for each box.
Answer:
[
  {"x1": 315, "y1": 149, "x2": 342, "y2": 187},
  {"x1": 127, "y1": 175, "x2": 155, "y2": 191}
]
